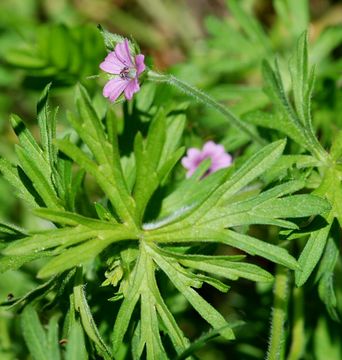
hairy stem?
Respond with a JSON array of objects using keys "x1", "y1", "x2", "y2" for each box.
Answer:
[
  {"x1": 266, "y1": 265, "x2": 289, "y2": 360},
  {"x1": 147, "y1": 71, "x2": 266, "y2": 145},
  {"x1": 287, "y1": 287, "x2": 305, "y2": 360}
]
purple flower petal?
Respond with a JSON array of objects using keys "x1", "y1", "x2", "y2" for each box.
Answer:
[
  {"x1": 124, "y1": 78, "x2": 140, "y2": 100},
  {"x1": 103, "y1": 78, "x2": 128, "y2": 102},
  {"x1": 186, "y1": 148, "x2": 202, "y2": 160},
  {"x1": 210, "y1": 153, "x2": 232, "y2": 172},
  {"x1": 135, "y1": 54, "x2": 146, "y2": 75},
  {"x1": 181, "y1": 141, "x2": 232, "y2": 178},
  {"x1": 99, "y1": 52, "x2": 124, "y2": 74},
  {"x1": 202, "y1": 141, "x2": 225, "y2": 158},
  {"x1": 115, "y1": 39, "x2": 133, "y2": 67}
]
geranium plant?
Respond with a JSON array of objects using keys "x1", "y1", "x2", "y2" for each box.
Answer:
[{"x1": 0, "y1": 4, "x2": 341, "y2": 359}]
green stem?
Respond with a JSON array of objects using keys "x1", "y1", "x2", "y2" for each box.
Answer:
[
  {"x1": 304, "y1": 130, "x2": 328, "y2": 164},
  {"x1": 147, "y1": 71, "x2": 266, "y2": 146},
  {"x1": 266, "y1": 265, "x2": 289, "y2": 360},
  {"x1": 287, "y1": 287, "x2": 305, "y2": 360}
]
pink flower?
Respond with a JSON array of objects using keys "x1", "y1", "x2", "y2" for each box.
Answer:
[
  {"x1": 99, "y1": 39, "x2": 145, "y2": 102},
  {"x1": 181, "y1": 141, "x2": 232, "y2": 178}
]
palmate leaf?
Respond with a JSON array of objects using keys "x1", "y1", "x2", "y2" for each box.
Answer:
[
  {"x1": 1, "y1": 59, "x2": 334, "y2": 360},
  {"x1": 112, "y1": 135, "x2": 327, "y2": 357},
  {"x1": 0, "y1": 84, "x2": 85, "y2": 214},
  {"x1": 261, "y1": 31, "x2": 328, "y2": 162},
  {"x1": 148, "y1": 244, "x2": 234, "y2": 340},
  {"x1": 69, "y1": 85, "x2": 135, "y2": 224},
  {"x1": 113, "y1": 242, "x2": 231, "y2": 359}
]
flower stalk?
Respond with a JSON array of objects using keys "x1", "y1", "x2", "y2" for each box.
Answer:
[
  {"x1": 147, "y1": 71, "x2": 266, "y2": 145},
  {"x1": 266, "y1": 264, "x2": 289, "y2": 360},
  {"x1": 287, "y1": 287, "x2": 305, "y2": 360}
]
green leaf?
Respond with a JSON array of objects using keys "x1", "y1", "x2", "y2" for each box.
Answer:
[
  {"x1": 159, "y1": 109, "x2": 186, "y2": 166},
  {"x1": 210, "y1": 213, "x2": 297, "y2": 230},
  {"x1": 0, "y1": 252, "x2": 54, "y2": 273},
  {"x1": 34, "y1": 208, "x2": 117, "y2": 229},
  {"x1": 10, "y1": 114, "x2": 43, "y2": 161},
  {"x1": 148, "y1": 228, "x2": 298, "y2": 270},
  {"x1": 112, "y1": 251, "x2": 145, "y2": 352},
  {"x1": 37, "y1": 233, "x2": 129, "y2": 278},
  {"x1": 262, "y1": 33, "x2": 327, "y2": 161},
  {"x1": 250, "y1": 195, "x2": 330, "y2": 218},
  {"x1": 133, "y1": 109, "x2": 177, "y2": 222},
  {"x1": 295, "y1": 217, "x2": 332, "y2": 287},
  {"x1": 153, "y1": 285, "x2": 190, "y2": 356},
  {"x1": 56, "y1": 138, "x2": 135, "y2": 225},
  {"x1": 159, "y1": 159, "x2": 226, "y2": 219},
  {"x1": 0, "y1": 158, "x2": 37, "y2": 207},
  {"x1": 216, "y1": 230, "x2": 298, "y2": 270},
  {"x1": 74, "y1": 280, "x2": 112, "y2": 360},
  {"x1": 243, "y1": 110, "x2": 307, "y2": 147},
  {"x1": 179, "y1": 256, "x2": 273, "y2": 283},
  {"x1": 74, "y1": 87, "x2": 132, "y2": 204},
  {"x1": 0, "y1": 221, "x2": 26, "y2": 240},
  {"x1": 21, "y1": 305, "x2": 48, "y2": 360},
  {"x1": 289, "y1": 31, "x2": 312, "y2": 130},
  {"x1": 317, "y1": 229, "x2": 340, "y2": 321},
  {"x1": 146, "y1": 109, "x2": 166, "y2": 170},
  {"x1": 47, "y1": 314, "x2": 61, "y2": 360},
  {"x1": 37, "y1": 83, "x2": 57, "y2": 168},
  {"x1": 140, "y1": 286, "x2": 167, "y2": 360},
  {"x1": 16, "y1": 145, "x2": 61, "y2": 209},
  {"x1": 158, "y1": 147, "x2": 184, "y2": 185},
  {"x1": 150, "y1": 246, "x2": 235, "y2": 340},
  {"x1": 97, "y1": 24, "x2": 125, "y2": 52},
  {"x1": 262, "y1": 60, "x2": 304, "y2": 140},
  {"x1": 160, "y1": 139, "x2": 287, "y2": 230},
  {"x1": 137, "y1": 245, "x2": 175, "y2": 360},
  {"x1": 214, "y1": 139, "x2": 287, "y2": 204},
  {"x1": 65, "y1": 321, "x2": 88, "y2": 360},
  {"x1": 3, "y1": 226, "x2": 98, "y2": 255},
  {"x1": 202, "y1": 181, "x2": 311, "y2": 228},
  {"x1": 157, "y1": 248, "x2": 272, "y2": 283}
]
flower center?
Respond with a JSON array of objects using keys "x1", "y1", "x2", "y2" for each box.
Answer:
[{"x1": 119, "y1": 66, "x2": 136, "y2": 80}]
